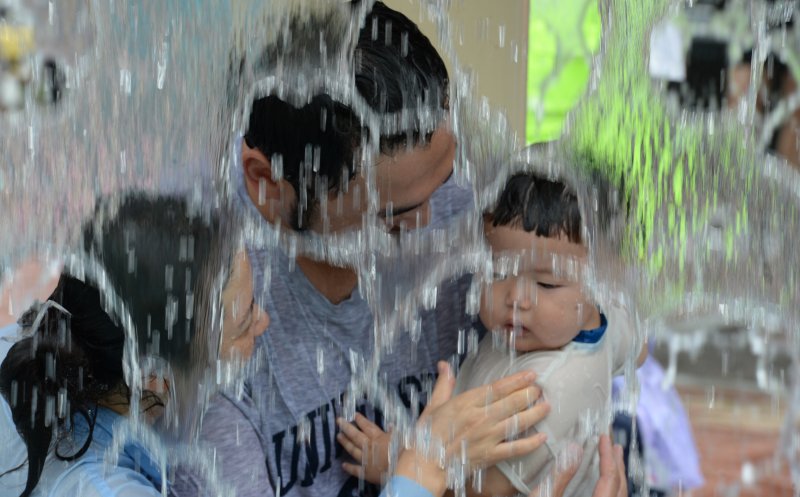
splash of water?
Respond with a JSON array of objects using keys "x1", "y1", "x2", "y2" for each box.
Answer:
[{"x1": 3, "y1": 0, "x2": 800, "y2": 494}]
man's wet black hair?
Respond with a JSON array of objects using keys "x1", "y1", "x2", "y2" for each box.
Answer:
[
  {"x1": 243, "y1": 1, "x2": 449, "y2": 229},
  {"x1": 243, "y1": 95, "x2": 362, "y2": 230},
  {"x1": 490, "y1": 172, "x2": 583, "y2": 244},
  {"x1": 353, "y1": 0, "x2": 449, "y2": 151}
]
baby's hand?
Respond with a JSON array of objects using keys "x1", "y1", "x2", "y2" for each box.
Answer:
[{"x1": 336, "y1": 414, "x2": 392, "y2": 485}]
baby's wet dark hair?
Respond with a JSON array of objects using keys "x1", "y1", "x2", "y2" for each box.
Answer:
[{"x1": 490, "y1": 172, "x2": 583, "y2": 244}]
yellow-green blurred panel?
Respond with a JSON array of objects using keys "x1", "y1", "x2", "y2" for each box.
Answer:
[{"x1": 526, "y1": 0, "x2": 601, "y2": 144}]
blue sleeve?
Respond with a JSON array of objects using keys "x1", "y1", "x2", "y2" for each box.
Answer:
[
  {"x1": 379, "y1": 476, "x2": 435, "y2": 497},
  {"x1": 51, "y1": 460, "x2": 163, "y2": 497},
  {"x1": 0, "y1": 397, "x2": 27, "y2": 495}
]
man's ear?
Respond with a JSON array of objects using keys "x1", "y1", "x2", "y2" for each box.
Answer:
[
  {"x1": 242, "y1": 144, "x2": 277, "y2": 200},
  {"x1": 241, "y1": 143, "x2": 293, "y2": 224}
]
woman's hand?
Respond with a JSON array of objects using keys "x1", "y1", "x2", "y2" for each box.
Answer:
[
  {"x1": 394, "y1": 361, "x2": 550, "y2": 496},
  {"x1": 421, "y1": 361, "x2": 549, "y2": 471}
]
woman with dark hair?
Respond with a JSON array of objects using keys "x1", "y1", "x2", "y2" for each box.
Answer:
[{"x1": 0, "y1": 193, "x2": 268, "y2": 497}]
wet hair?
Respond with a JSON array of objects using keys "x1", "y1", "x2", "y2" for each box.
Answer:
[
  {"x1": 243, "y1": 1, "x2": 449, "y2": 229},
  {"x1": 0, "y1": 194, "x2": 229, "y2": 497},
  {"x1": 490, "y1": 172, "x2": 583, "y2": 244},
  {"x1": 82, "y1": 194, "x2": 224, "y2": 371},
  {"x1": 0, "y1": 278, "x2": 123, "y2": 497},
  {"x1": 353, "y1": 1, "x2": 450, "y2": 151},
  {"x1": 243, "y1": 95, "x2": 362, "y2": 230}
]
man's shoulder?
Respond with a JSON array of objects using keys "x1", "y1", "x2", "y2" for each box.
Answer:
[{"x1": 428, "y1": 177, "x2": 474, "y2": 227}]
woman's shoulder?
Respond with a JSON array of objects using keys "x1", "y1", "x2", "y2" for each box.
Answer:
[
  {"x1": 33, "y1": 408, "x2": 162, "y2": 497},
  {"x1": 201, "y1": 392, "x2": 266, "y2": 449},
  {"x1": 33, "y1": 455, "x2": 162, "y2": 497}
]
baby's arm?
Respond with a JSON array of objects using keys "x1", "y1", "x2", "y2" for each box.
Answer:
[
  {"x1": 465, "y1": 436, "x2": 628, "y2": 497},
  {"x1": 463, "y1": 444, "x2": 555, "y2": 497}
]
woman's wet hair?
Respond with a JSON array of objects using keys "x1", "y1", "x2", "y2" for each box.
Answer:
[
  {"x1": 0, "y1": 277, "x2": 123, "y2": 497},
  {"x1": 0, "y1": 193, "x2": 231, "y2": 497},
  {"x1": 83, "y1": 194, "x2": 226, "y2": 372}
]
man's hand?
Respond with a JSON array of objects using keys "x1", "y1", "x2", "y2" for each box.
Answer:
[
  {"x1": 337, "y1": 413, "x2": 392, "y2": 485},
  {"x1": 592, "y1": 434, "x2": 627, "y2": 497}
]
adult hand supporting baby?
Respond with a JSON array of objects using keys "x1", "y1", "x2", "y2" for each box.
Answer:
[
  {"x1": 393, "y1": 361, "x2": 550, "y2": 496},
  {"x1": 591, "y1": 434, "x2": 628, "y2": 497}
]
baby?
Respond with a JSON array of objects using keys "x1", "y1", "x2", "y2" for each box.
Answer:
[{"x1": 338, "y1": 172, "x2": 646, "y2": 496}]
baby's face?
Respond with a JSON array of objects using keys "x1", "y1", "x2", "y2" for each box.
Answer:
[{"x1": 480, "y1": 224, "x2": 600, "y2": 352}]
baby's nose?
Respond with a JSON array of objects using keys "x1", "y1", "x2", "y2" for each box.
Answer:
[{"x1": 507, "y1": 278, "x2": 534, "y2": 309}]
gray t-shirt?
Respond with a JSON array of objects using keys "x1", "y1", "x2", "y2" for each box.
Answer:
[{"x1": 173, "y1": 177, "x2": 475, "y2": 497}]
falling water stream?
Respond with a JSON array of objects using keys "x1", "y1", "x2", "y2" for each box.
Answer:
[{"x1": 1, "y1": 0, "x2": 800, "y2": 495}]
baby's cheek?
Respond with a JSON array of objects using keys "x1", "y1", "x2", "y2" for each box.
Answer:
[
  {"x1": 478, "y1": 294, "x2": 496, "y2": 328},
  {"x1": 478, "y1": 288, "x2": 493, "y2": 311}
]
